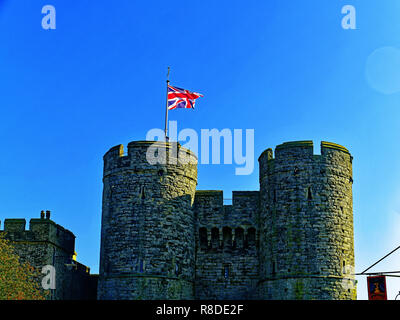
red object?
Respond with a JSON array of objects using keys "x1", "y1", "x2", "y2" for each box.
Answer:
[
  {"x1": 167, "y1": 84, "x2": 203, "y2": 110},
  {"x1": 367, "y1": 276, "x2": 387, "y2": 300}
]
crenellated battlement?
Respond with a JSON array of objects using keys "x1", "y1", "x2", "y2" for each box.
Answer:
[
  {"x1": 194, "y1": 190, "x2": 224, "y2": 208},
  {"x1": 256, "y1": 140, "x2": 355, "y2": 299},
  {"x1": 259, "y1": 140, "x2": 353, "y2": 181},
  {"x1": 259, "y1": 140, "x2": 350, "y2": 160},
  {"x1": 194, "y1": 190, "x2": 259, "y2": 247},
  {"x1": 0, "y1": 210, "x2": 97, "y2": 300},
  {"x1": 195, "y1": 191, "x2": 259, "y2": 220},
  {"x1": 194, "y1": 190, "x2": 260, "y2": 299},
  {"x1": 103, "y1": 144, "x2": 124, "y2": 160},
  {"x1": 3, "y1": 218, "x2": 26, "y2": 232},
  {"x1": 0, "y1": 211, "x2": 75, "y2": 254},
  {"x1": 99, "y1": 139, "x2": 355, "y2": 300},
  {"x1": 99, "y1": 140, "x2": 199, "y2": 299},
  {"x1": 259, "y1": 140, "x2": 351, "y2": 160},
  {"x1": 321, "y1": 141, "x2": 350, "y2": 154},
  {"x1": 103, "y1": 141, "x2": 198, "y2": 178}
]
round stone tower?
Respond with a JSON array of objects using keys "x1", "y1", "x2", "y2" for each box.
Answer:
[
  {"x1": 258, "y1": 141, "x2": 356, "y2": 300},
  {"x1": 97, "y1": 141, "x2": 198, "y2": 300}
]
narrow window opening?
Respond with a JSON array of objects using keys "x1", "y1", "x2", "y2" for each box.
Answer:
[
  {"x1": 246, "y1": 228, "x2": 256, "y2": 247},
  {"x1": 235, "y1": 228, "x2": 244, "y2": 248},
  {"x1": 223, "y1": 227, "x2": 232, "y2": 248},
  {"x1": 307, "y1": 187, "x2": 312, "y2": 200},
  {"x1": 140, "y1": 186, "x2": 146, "y2": 199},
  {"x1": 139, "y1": 259, "x2": 144, "y2": 273},
  {"x1": 224, "y1": 265, "x2": 230, "y2": 279},
  {"x1": 211, "y1": 228, "x2": 219, "y2": 248},
  {"x1": 342, "y1": 260, "x2": 346, "y2": 274},
  {"x1": 199, "y1": 228, "x2": 208, "y2": 248},
  {"x1": 175, "y1": 262, "x2": 180, "y2": 276}
]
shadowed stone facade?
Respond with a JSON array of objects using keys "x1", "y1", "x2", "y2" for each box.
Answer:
[
  {"x1": 98, "y1": 140, "x2": 356, "y2": 300},
  {"x1": 194, "y1": 190, "x2": 260, "y2": 299}
]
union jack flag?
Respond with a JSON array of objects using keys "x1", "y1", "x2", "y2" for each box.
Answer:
[{"x1": 167, "y1": 84, "x2": 203, "y2": 110}]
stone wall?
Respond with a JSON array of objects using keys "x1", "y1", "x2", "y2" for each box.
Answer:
[
  {"x1": 97, "y1": 139, "x2": 356, "y2": 300},
  {"x1": 194, "y1": 191, "x2": 259, "y2": 299},
  {"x1": 258, "y1": 141, "x2": 356, "y2": 299},
  {"x1": 98, "y1": 141, "x2": 198, "y2": 300},
  {"x1": 0, "y1": 213, "x2": 97, "y2": 300}
]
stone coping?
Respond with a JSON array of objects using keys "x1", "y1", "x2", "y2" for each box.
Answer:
[
  {"x1": 1, "y1": 218, "x2": 75, "y2": 238},
  {"x1": 195, "y1": 190, "x2": 223, "y2": 196},
  {"x1": 105, "y1": 140, "x2": 198, "y2": 160},
  {"x1": 321, "y1": 141, "x2": 350, "y2": 154},
  {"x1": 258, "y1": 140, "x2": 351, "y2": 161}
]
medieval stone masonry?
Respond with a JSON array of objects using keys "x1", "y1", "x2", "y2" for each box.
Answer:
[
  {"x1": 1, "y1": 140, "x2": 356, "y2": 300},
  {"x1": 0, "y1": 211, "x2": 98, "y2": 300},
  {"x1": 97, "y1": 140, "x2": 356, "y2": 300}
]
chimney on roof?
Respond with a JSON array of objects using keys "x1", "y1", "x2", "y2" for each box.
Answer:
[{"x1": 46, "y1": 210, "x2": 51, "y2": 220}]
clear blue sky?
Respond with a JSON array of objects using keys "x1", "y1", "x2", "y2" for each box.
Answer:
[{"x1": 1, "y1": 0, "x2": 400, "y2": 300}]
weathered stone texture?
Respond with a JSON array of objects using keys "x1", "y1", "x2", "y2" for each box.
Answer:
[
  {"x1": 0, "y1": 215, "x2": 97, "y2": 300},
  {"x1": 98, "y1": 140, "x2": 356, "y2": 300},
  {"x1": 258, "y1": 141, "x2": 356, "y2": 299},
  {"x1": 194, "y1": 191, "x2": 259, "y2": 299},
  {"x1": 98, "y1": 141, "x2": 198, "y2": 300}
]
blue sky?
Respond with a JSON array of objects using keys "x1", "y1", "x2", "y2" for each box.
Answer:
[{"x1": 1, "y1": 0, "x2": 400, "y2": 300}]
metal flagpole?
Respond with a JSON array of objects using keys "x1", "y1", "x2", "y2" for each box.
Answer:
[{"x1": 164, "y1": 67, "x2": 170, "y2": 141}]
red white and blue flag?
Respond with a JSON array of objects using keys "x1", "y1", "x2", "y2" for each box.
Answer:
[{"x1": 167, "y1": 84, "x2": 203, "y2": 110}]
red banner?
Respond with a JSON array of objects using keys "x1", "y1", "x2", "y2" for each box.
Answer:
[{"x1": 367, "y1": 275, "x2": 387, "y2": 300}]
